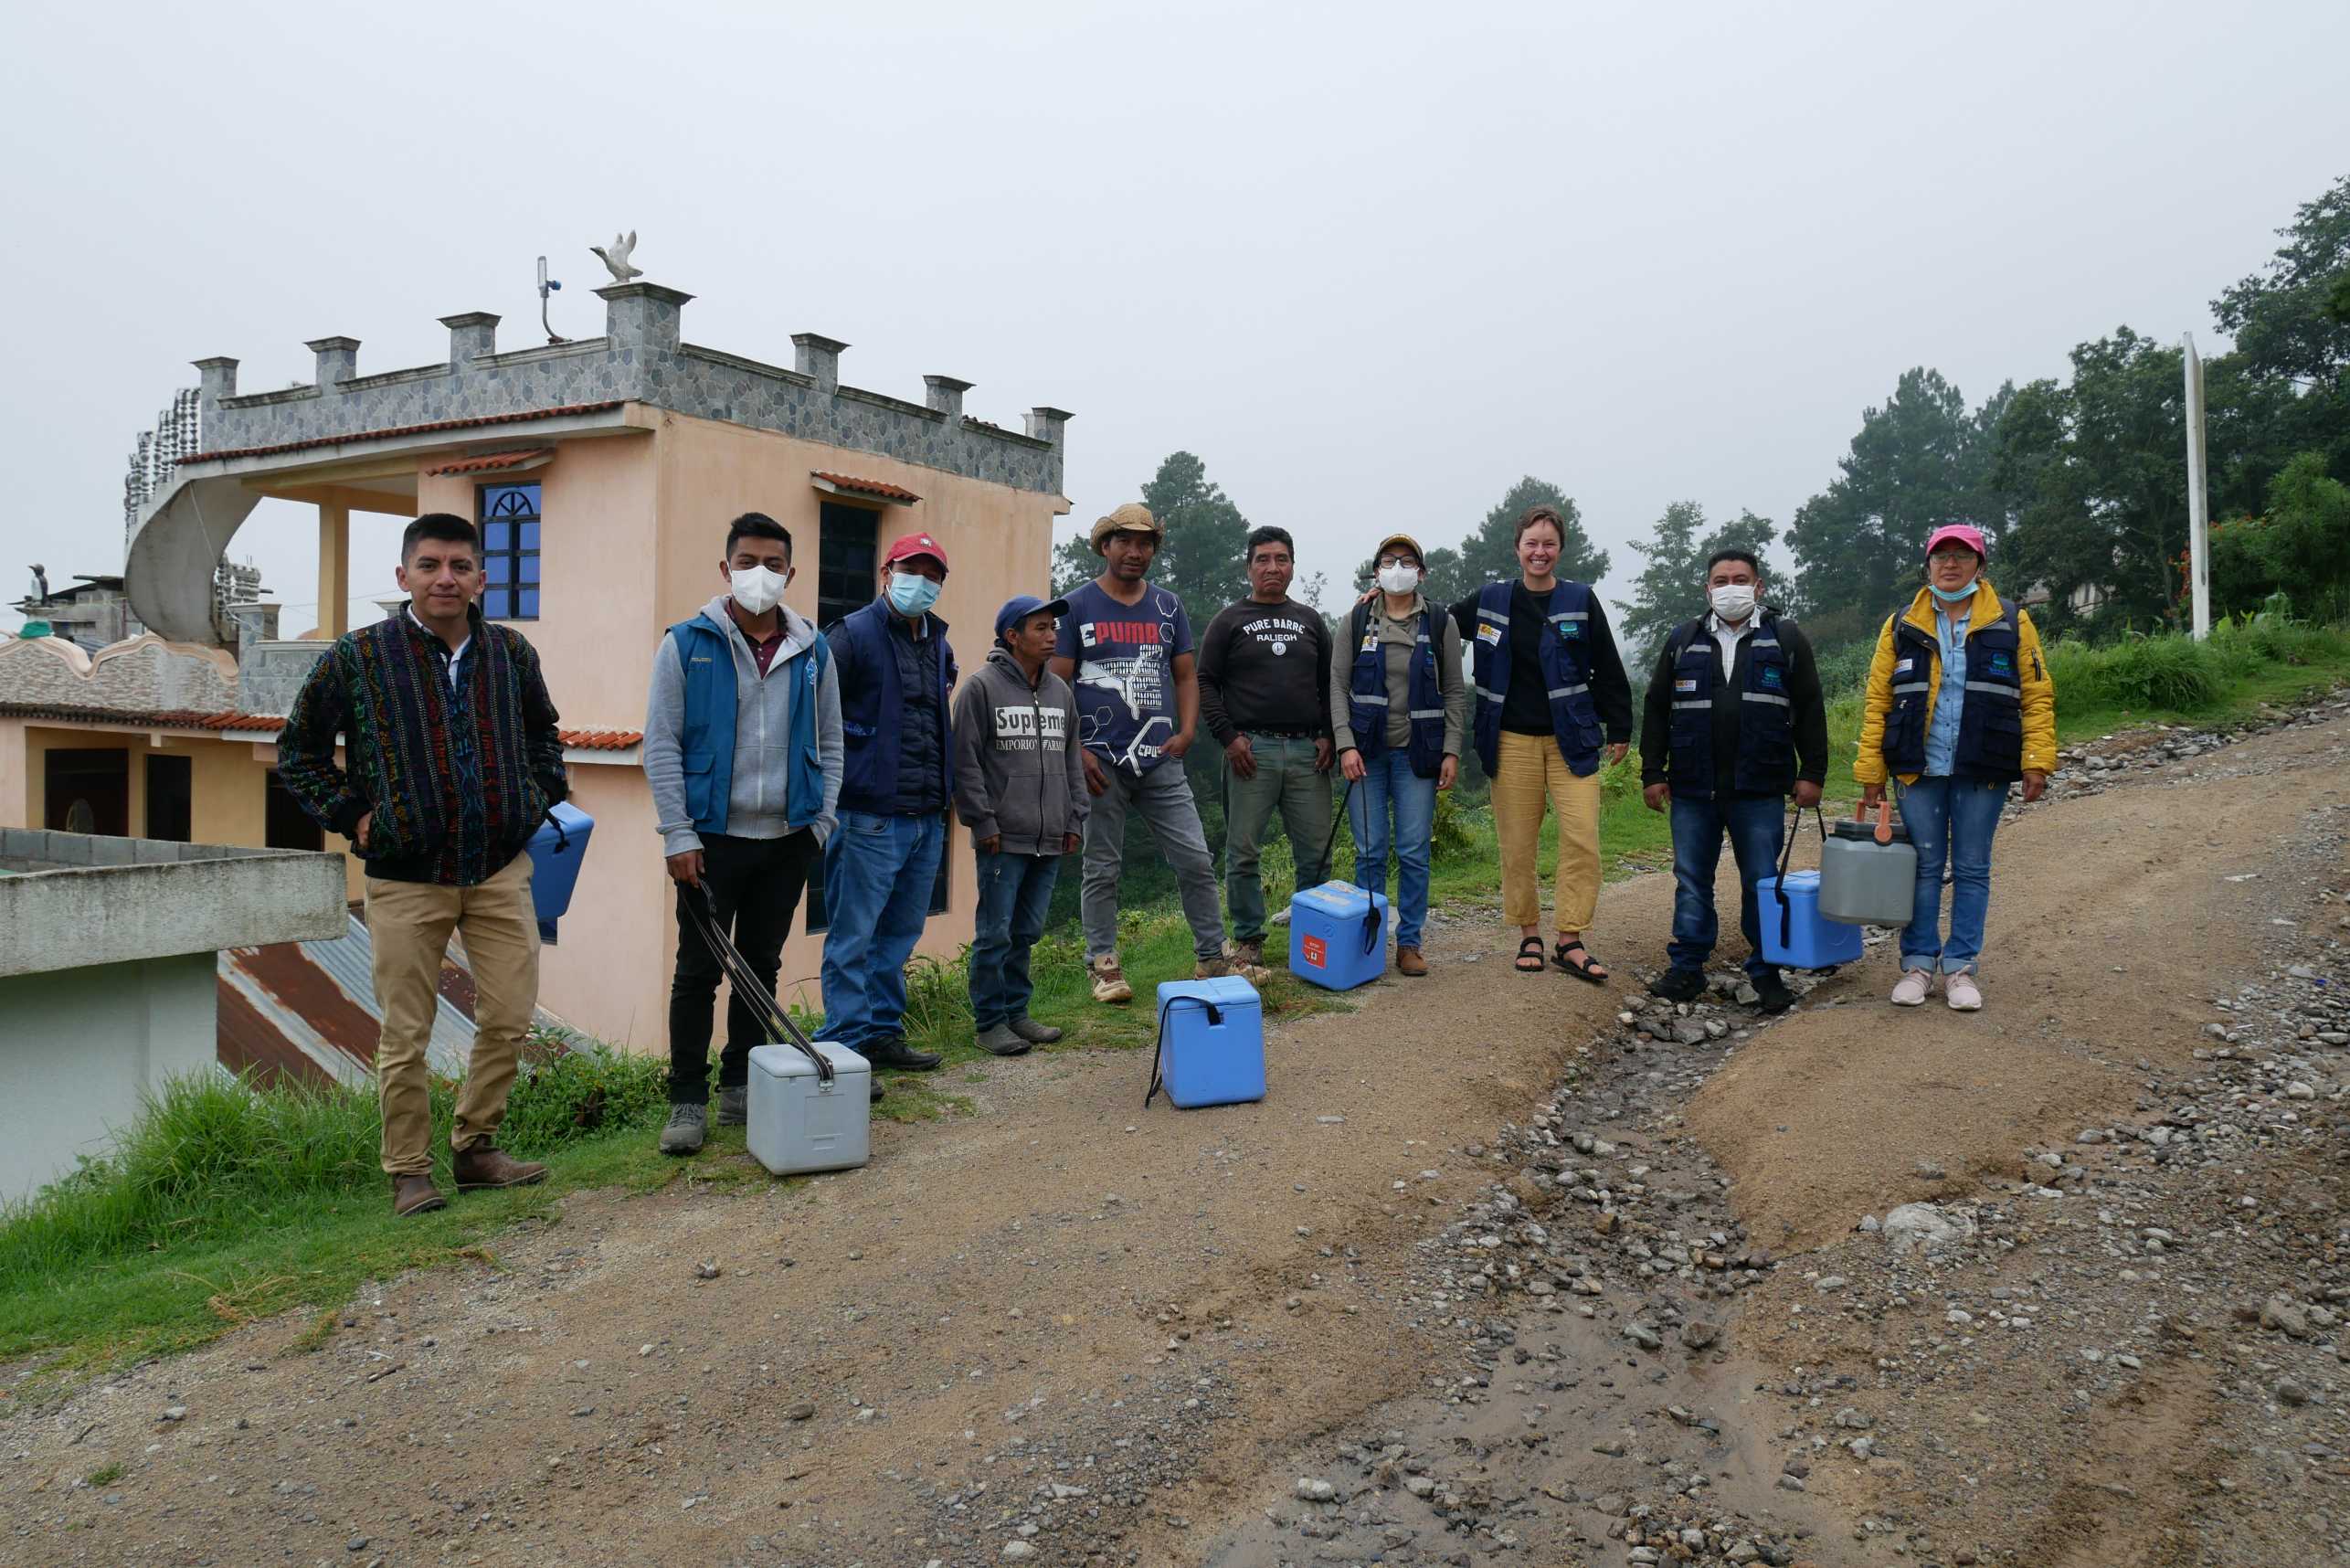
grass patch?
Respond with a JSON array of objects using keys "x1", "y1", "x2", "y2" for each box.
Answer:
[{"x1": 85, "y1": 1463, "x2": 123, "y2": 1487}]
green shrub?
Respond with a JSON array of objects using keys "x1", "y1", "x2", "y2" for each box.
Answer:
[{"x1": 2048, "y1": 633, "x2": 2222, "y2": 712}]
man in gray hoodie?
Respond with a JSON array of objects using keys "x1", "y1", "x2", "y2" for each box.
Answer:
[
  {"x1": 951, "y1": 595, "x2": 1088, "y2": 1055},
  {"x1": 642, "y1": 513, "x2": 849, "y2": 1153}
]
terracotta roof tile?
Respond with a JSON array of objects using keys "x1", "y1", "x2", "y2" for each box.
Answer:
[
  {"x1": 182, "y1": 404, "x2": 624, "y2": 465},
  {"x1": 424, "y1": 447, "x2": 555, "y2": 477},
  {"x1": 811, "y1": 470, "x2": 921, "y2": 504},
  {"x1": 0, "y1": 701, "x2": 639, "y2": 751}
]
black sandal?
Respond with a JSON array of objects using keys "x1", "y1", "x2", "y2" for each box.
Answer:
[
  {"x1": 1514, "y1": 937, "x2": 1547, "y2": 973},
  {"x1": 1552, "y1": 938, "x2": 1609, "y2": 984}
]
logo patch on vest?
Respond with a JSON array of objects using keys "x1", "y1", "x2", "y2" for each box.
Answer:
[
  {"x1": 1360, "y1": 635, "x2": 1377, "y2": 653},
  {"x1": 1894, "y1": 658, "x2": 1914, "y2": 674},
  {"x1": 1760, "y1": 664, "x2": 1784, "y2": 689},
  {"x1": 1476, "y1": 623, "x2": 1502, "y2": 646},
  {"x1": 1557, "y1": 620, "x2": 1582, "y2": 641},
  {"x1": 1987, "y1": 651, "x2": 2015, "y2": 676},
  {"x1": 1674, "y1": 678, "x2": 1699, "y2": 693}
]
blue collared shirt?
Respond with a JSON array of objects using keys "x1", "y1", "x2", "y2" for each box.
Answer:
[{"x1": 1921, "y1": 605, "x2": 1970, "y2": 777}]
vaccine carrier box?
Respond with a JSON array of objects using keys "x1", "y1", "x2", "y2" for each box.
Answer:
[
  {"x1": 1287, "y1": 879, "x2": 1389, "y2": 991},
  {"x1": 1150, "y1": 977, "x2": 1265, "y2": 1107},
  {"x1": 1757, "y1": 870, "x2": 1864, "y2": 969},
  {"x1": 745, "y1": 1042, "x2": 872, "y2": 1175},
  {"x1": 1819, "y1": 818, "x2": 1918, "y2": 927},
  {"x1": 524, "y1": 801, "x2": 594, "y2": 923}
]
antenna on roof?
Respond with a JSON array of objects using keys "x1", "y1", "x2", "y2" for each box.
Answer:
[{"x1": 538, "y1": 256, "x2": 566, "y2": 345}]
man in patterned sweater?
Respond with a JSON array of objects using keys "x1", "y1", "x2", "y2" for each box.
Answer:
[{"x1": 278, "y1": 513, "x2": 571, "y2": 1217}]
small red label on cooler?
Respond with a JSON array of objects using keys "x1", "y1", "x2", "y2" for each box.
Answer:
[{"x1": 1302, "y1": 936, "x2": 1328, "y2": 969}]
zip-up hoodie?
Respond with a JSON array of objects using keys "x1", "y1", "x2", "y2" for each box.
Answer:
[
  {"x1": 643, "y1": 595, "x2": 843, "y2": 856},
  {"x1": 950, "y1": 646, "x2": 1089, "y2": 855}
]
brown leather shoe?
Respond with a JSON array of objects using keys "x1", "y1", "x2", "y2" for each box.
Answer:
[
  {"x1": 1395, "y1": 946, "x2": 1428, "y2": 978},
  {"x1": 391, "y1": 1173, "x2": 447, "y2": 1217},
  {"x1": 451, "y1": 1145, "x2": 547, "y2": 1192}
]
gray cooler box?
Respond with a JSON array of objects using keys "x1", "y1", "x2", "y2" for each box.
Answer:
[
  {"x1": 1818, "y1": 814, "x2": 1918, "y2": 927},
  {"x1": 746, "y1": 1043, "x2": 871, "y2": 1176}
]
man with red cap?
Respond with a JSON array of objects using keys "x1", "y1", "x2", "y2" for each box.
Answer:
[{"x1": 819, "y1": 531, "x2": 958, "y2": 1072}]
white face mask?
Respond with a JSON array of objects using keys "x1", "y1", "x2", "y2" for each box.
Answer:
[
  {"x1": 1376, "y1": 562, "x2": 1421, "y2": 595},
  {"x1": 729, "y1": 563, "x2": 788, "y2": 616},
  {"x1": 1709, "y1": 584, "x2": 1757, "y2": 623}
]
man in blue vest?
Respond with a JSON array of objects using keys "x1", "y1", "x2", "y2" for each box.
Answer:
[
  {"x1": 1638, "y1": 548, "x2": 1827, "y2": 1013},
  {"x1": 820, "y1": 530, "x2": 958, "y2": 1074},
  {"x1": 644, "y1": 513, "x2": 850, "y2": 1155}
]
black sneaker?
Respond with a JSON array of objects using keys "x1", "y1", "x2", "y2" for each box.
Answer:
[
  {"x1": 1752, "y1": 975, "x2": 1797, "y2": 1015},
  {"x1": 862, "y1": 1037, "x2": 942, "y2": 1072},
  {"x1": 1649, "y1": 967, "x2": 1706, "y2": 1004}
]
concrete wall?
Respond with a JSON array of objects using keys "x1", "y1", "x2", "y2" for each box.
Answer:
[
  {"x1": 0, "y1": 832, "x2": 346, "y2": 977},
  {"x1": 0, "y1": 951, "x2": 218, "y2": 1203}
]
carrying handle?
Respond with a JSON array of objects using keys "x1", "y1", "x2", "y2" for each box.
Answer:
[
  {"x1": 1316, "y1": 779, "x2": 1380, "y2": 954},
  {"x1": 1144, "y1": 993, "x2": 1224, "y2": 1108},
  {"x1": 1316, "y1": 779, "x2": 1356, "y2": 886},
  {"x1": 681, "y1": 882, "x2": 833, "y2": 1083},
  {"x1": 1775, "y1": 803, "x2": 1828, "y2": 950},
  {"x1": 1872, "y1": 796, "x2": 1895, "y2": 846}
]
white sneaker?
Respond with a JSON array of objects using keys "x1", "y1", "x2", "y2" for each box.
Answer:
[
  {"x1": 1890, "y1": 969, "x2": 1933, "y2": 1007},
  {"x1": 1944, "y1": 972, "x2": 1983, "y2": 1012},
  {"x1": 1090, "y1": 954, "x2": 1133, "y2": 1005}
]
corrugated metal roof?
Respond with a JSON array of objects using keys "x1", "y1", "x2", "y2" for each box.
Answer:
[{"x1": 218, "y1": 914, "x2": 477, "y2": 1086}]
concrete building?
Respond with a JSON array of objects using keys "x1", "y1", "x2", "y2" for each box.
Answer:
[
  {"x1": 0, "y1": 266, "x2": 1070, "y2": 1054},
  {"x1": 0, "y1": 827, "x2": 345, "y2": 1202}
]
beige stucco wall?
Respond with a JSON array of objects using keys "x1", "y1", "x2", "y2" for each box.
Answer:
[{"x1": 404, "y1": 408, "x2": 1060, "y2": 1054}]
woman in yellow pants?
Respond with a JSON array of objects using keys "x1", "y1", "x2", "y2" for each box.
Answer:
[{"x1": 1456, "y1": 507, "x2": 1634, "y2": 980}]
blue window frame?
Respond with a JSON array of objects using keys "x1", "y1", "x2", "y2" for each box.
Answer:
[{"x1": 478, "y1": 482, "x2": 542, "y2": 620}]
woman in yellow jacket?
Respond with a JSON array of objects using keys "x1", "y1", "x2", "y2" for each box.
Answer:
[{"x1": 1855, "y1": 524, "x2": 2056, "y2": 1012}]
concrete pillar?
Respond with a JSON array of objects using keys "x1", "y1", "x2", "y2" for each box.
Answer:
[
  {"x1": 439, "y1": 312, "x2": 500, "y2": 365},
  {"x1": 597, "y1": 282, "x2": 692, "y2": 354},
  {"x1": 1025, "y1": 406, "x2": 1074, "y2": 446},
  {"x1": 793, "y1": 334, "x2": 848, "y2": 393},
  {"x1": 306, "y1": 337, "x2": 359, "y2": 392},
  {"x1": 924, "y1": 376, "x2": 972, "y2": 418},
  {"x1": 316, "y1": 501, "x2": 350, "y2": 639},
  {"x1": 193, "y1": 356, "x2": 238, "y2": 420}
]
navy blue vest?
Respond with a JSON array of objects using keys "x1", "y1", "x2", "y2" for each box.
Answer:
[
  {"x1": 1346, "y1": 600, "x2": 1447, "y2": 779},
  {"x1": 668, "y1": 612, "x2": 832, "y2": 835},
  {"x1": 1660, "y1": 611, "x2": 1797, "y2": 799},
  {"x1": 1468, "y1": 580, "x2": 1602, "y2": 777},
  {"x1": 1879, "y1": 597, "x2": 2026, "y2": 782},
  {"x1": 835, "y1": 599, "x2": 957, "y2": 815}
]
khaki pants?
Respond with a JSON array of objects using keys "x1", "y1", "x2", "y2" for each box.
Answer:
[
  {"x1": 365, "y1": 853, "x2": 539, "y2": 1176},
  {"x1": 1493, "y1": 728, "x2": 1603, "y2": 932}
]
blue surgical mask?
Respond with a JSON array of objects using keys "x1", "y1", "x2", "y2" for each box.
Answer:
[
  {"x1": 1929, "y1": 579, "x2": 1976, "y2": 604},
  {"x1": 887, "y1": 572, "x2": 942, "y2": 617}
]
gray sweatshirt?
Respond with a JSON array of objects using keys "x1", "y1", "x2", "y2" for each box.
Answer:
[
  {"x1": 950, "y1": 646, "x2": 1090, "y2": 856},
  {"x1": 1327, "y1": 591, "x2": 1469, "y2": 759},
  {"x1": 643, "y1": 595, "x2": 843, "y2": 857}
]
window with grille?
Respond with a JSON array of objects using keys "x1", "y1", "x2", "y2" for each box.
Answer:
[
  {"x1": 479, "y1": 482, "x2": 542, "y2": 620},
  {"x1": 816, "y1": 501, "x2": 879, "y2": 631}
]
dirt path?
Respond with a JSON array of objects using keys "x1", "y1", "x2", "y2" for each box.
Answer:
[{"x1": 6, "y1": 702, "x2": 2347, "y2": 1568}]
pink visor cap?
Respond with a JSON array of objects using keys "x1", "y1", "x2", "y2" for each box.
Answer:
[{"x1": 1923, "y1": 524, "x2": 1986, "y2": 559}]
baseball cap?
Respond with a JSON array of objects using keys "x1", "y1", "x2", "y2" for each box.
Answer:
[
  {"x1": 1372, "y1": 532, "x2": 1424, "y2": 567},
  {"x1": 994, "y1": 594, "x2": 1069, "y2": 641},
  {"x1": 1089, "y1": 502, "x2": 1162, "y2": 554},
  {"x1": 1923, "y1": 524, "x2": 1986, "y2": 559},
  {"x1": 882, "y1": 530, "x2": 949, "y2": 574}
]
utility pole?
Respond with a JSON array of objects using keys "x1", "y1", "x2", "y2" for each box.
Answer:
[{"x1": 2182, "y1": 332, "x2": 2211, "y2": 640}]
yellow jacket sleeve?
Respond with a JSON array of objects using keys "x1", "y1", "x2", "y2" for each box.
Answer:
[
  {"x1": 2016, "y1": 609, "x2": 2057, "y2": 775},
  {"x1": 1853, "y1": 614, "x2": 1899, "y2": 788}
]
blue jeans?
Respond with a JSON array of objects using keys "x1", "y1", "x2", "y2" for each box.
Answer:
[
  {"x1": 1349, "y1": 750, "x2": 1436, "y2": 949},
  {"x1": 1896, "y1": 776, "x2": 2007, "y2": 975},
  {"x1": 969, "y1": 848, "x2": 1061, "y2": 1028},
  {"x1": 1667, "y1": 793, "x2": 1786, "y2": 982},
  {"x1": 820, "y1": 810, "x2": 945, "y2": 1052}
]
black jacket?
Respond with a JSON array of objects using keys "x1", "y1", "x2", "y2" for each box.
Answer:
[{"x1": 1639, "y1": 613, "x2": 1827, "y2": 795}]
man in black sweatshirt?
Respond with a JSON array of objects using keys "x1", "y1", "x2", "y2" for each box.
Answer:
[
  {"x1": 1197, "y1": 525, "x2": 1334, "y2": 969},
  {"x1": 1638, "y1": 548, "x2": 1827, "y2": 1013}
]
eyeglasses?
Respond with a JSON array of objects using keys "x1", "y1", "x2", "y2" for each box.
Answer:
[{"x1": 1376, "y1": 555, "x2": 1420, "y2": 570}]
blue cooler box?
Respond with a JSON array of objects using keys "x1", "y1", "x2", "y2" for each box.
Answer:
[
  {"x1": 1757, "y1": 869, "x2": 1863, "y2": 969},
  {"x1": 1151, "y1": 976, "x2": 1265, "y2": 1107},
  {"x1": 1288, "y1": 879, "x2": 1389, "y2": 991},
  {"x1": 524, "y1": 801, "x2": 595, "y2": 923}
]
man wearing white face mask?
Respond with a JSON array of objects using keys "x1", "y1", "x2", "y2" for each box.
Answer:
[
  {"x1": 643, "y1": 513, "x2": 849, "y2": 1154},
  {"x1": 820, "y1": 531, "x2": 959, "y2": 1074},
  {"x1": 1638, "y1": 547, "x2": 1826, "y2": 1013}
]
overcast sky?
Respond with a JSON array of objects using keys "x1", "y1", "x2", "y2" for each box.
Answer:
[{"x1": 5, "y1": 1, "x2": 2345, "y2": 634}]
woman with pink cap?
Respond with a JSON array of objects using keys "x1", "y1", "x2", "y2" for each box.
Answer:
[{"x1": 1852, "y1": 524, "x2": 2056, "y2": 1011}]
